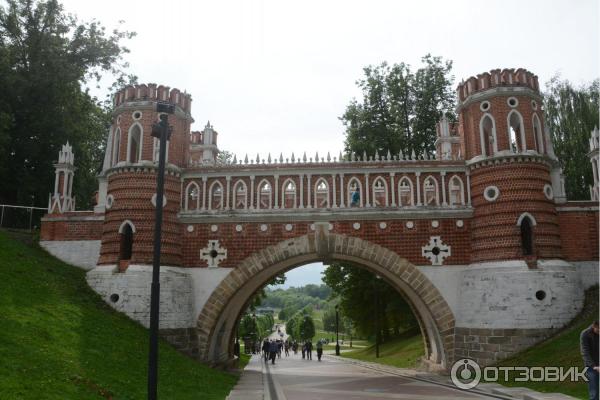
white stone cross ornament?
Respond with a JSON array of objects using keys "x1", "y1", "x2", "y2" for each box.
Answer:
[
  {"x1": 200, "y1": 240, "x2": 227, "y2": 268},
  {"x1": 421, "y1": 236, "x2": 451, "y2": 266}
]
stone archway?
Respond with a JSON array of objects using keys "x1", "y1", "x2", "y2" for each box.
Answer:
[{"x1": 196, "y1": 225, "x2": 455, "y2": 369}]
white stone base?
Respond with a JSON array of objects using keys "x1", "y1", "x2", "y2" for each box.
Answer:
[
  {"x1": 86, "y1": 264, "x2": 231, "y2": 330},
  {"x1": 40, "y1": 240, "x2": 101, "y2": 270},
  {"x1": 420, "y1": 259, "x2": 595, "y2": 330}
]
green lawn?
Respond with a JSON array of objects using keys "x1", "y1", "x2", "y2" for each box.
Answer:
[
  {"x1": 340, "y1": 330, "x2": 424, "y2": 368},
  {"x1": 494, "y1": 286, "x2": 599, "y2": 400},
  {"x1": 0, "y1": 230, "x2": 239, "y2": 399}
]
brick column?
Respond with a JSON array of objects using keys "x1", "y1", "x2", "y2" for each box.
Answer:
[{"x1": 390, "y1": 172, "x2": 396, "y2": 206}]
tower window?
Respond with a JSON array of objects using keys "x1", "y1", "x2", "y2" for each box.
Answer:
[
  {"x1": 119, "y1": 223, "x2": 134, "y2": 261},
  {"x1": 520, "y1": 217, "x2": 533, "y2": 256}
]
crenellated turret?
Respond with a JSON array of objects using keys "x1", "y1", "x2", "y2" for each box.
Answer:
[
  {"x1": 48, "y1": 143, "x2": 76, "y2": 213},
  {"x1": 460, "y1": 68, "x2": 562, "y2": 265}
]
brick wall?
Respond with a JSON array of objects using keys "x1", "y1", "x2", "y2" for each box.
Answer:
[
  {"x1": 181, "y1": 218, "x2": 471, "y2": 268},
  {"x1": 558, "y1": 203, "x2": 599, "y2": 261},
  {"x1": 40, "y1": 212, "x2": 103, "y2": 240},
  {"x1": 469, "y1": 160, "x2": 561, "y2": 262},
  {"x1": 98, "y1": 170, "x2": 182, "y2": 266}
]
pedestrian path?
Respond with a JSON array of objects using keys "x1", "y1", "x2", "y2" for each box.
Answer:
[
  {"x1": 226, "y1": 355, "x2": 264, "y2": 400},
  {"x1": 225, "y1": 352, "x2": 579, "y2": 400}
]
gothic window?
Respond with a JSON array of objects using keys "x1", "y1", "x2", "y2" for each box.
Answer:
[
  {"x1": 347, "y1": 177, "x2": 362, "y2": 207},
  {"x1": 517, "y1": 213, "x2": 536, "y2": 256},
  {"x1": 372, "y1": 177, "x2": 387, "y2": 207},
  {"x1": 532, "y1": 114, "x2": 544, "y2": 154},
  {"x1": 423, "y1": 176, "x2": 439, "y2": 206},
  {"x1": 507, "y1": 110, "x2": 525, "y2": 153},
  {"x1": 282, "y1": 179, "x2": 296, "y2": 209},
  {"x1": 479, "y1": 114, "x2": 496, "y2": 157},
  {"x1": 258, "y1": 180, "x2": 272, "y2": 209},
  {"x1": 112, "y1": 128, "x2": 121, "y2": 166},
  {"x1": 448, "y1": 176, "x2": 465, "y2": 206},
  {"x1": 233, "y1": 180, "x2": 247, "y2": 209},
  {"x1": 398, "y1": 177, "x2": 413, "y2": 206},
  {"x1": 209, "y1": 181, "x2": 224, "y2": 210},
  {"x1": 185, "y1": 181, "x2": 200, "y2": 211},
  {"x1": 153, "y1": 137, "x2": 169, "y2": 163},
  {"x1": 315, "y1": 179, "x2": 329, "y2": 208},
  {"x1": 118, "y1": 221, "x2": 135, "y2": 261},
  {"x1": 521, "y1": 217, "x2": 533, "y2": 255},
  {"x1": 127, "y1": 123, "x2": 143, "y2": 163}
]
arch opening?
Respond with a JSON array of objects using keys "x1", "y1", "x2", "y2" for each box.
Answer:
[
  {"x1": 196, "y1": 233, "x2": 454, "y2": 370},
  {"x1": 119, "y1": 223, "x2": 134, "y2": 261}
]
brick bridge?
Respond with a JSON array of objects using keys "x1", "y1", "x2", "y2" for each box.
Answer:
[{"x1": 40, "y1": 68, "x2": 599, "y2": 370}]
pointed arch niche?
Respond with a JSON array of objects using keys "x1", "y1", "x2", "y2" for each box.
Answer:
[{"x1": 479, "y1": 114, "x2": 497, "y2": 157}]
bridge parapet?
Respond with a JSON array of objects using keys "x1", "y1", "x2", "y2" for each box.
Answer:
[{"x1": 180, "y1": 158, "x2": 470, "y2": 216}]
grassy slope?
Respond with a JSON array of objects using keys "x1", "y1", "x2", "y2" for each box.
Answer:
[
  {"x1": 495, "y1": 286, "x2": 599, "y2": 400},
  {"x1": 0, "y1": 230, "x2": 238, "y2": 400},
  {"x1": 340, "y1": 330, "x2": 424, "y2": 368}
]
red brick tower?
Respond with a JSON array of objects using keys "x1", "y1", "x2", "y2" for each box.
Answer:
[
  {"x1": 97, "y1": 84, "x2": 193, "y2": 268},
  {"x1": 457, "y1": 68, "x2": 562, "y2": 264}
]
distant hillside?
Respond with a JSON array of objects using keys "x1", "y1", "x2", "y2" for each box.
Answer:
[{"x1": 0, "y1": 230, "x2": 238, "y2": 400}]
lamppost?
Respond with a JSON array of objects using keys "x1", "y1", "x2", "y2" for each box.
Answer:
[
  {"x1": 147, "y1": 102, "x2": 174, "y2": 400},
  {"x1": 374, "y1": 275, "x2": 381, "y2": 359},
  {"x1": 335, "y1": 304, "x2": 340, "y2": 356}
]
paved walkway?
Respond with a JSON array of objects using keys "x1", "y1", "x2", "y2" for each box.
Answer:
[{"x1": 227, "y1": 353, "x2": 578, "y2": 400}]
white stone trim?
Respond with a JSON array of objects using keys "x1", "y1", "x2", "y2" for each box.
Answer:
[
  {"x1": 516, "y1": 212, "x2": 537, "y2": 226},
  {"x1": 479, "y1": 113, "x2": 498, "y2": 156},
  {"x1": 118, "y1": 219, "x2": 136, "y2": 233},
  {"x1": 126, "y1": 122, "x2": 144, "y2": 163}
]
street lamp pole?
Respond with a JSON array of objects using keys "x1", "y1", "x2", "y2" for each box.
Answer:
[
  {"x1": 335, "y1": 304, "x2": 340, "y2": 356},
  {"x1": 374, "y1": 275, "x2": 380, "y2": 359},
  {"x1": 147, "y1": 102, "x2": 174, "y2": 400}
]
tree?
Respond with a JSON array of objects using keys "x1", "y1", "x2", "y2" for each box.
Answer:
[
  {"x1": 544, "y1": 76, "x2": 599, "y2": 200},
  {"x1": 0, "y1": 0, "x2": 135, "y2": 208},
  {"x1": 322, "y1": 263, "x2": 417, "y2": 341},
  {"x1": 341, "y1": 54, "x2": 455, "y2": 159},
  {"x1": 298, "y1": 313, "x2": 315, "y2": 341}
]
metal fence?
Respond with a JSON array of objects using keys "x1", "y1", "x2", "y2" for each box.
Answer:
[{"x1": 0, "y1": 204, "x2": 48, "y2": 231}]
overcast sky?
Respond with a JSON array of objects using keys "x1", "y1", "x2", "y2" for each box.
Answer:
[{"x1": 62, "y1": 0, "x2": 599, "y2": 161}]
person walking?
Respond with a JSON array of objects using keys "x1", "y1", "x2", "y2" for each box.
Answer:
[
  {"x1": 301, "y1": 342, "x2": 306, "y2": 359},
  {"x1": 306, "y1": 340, "x2": 313, "y2": 360},
  {"x1": 262, "y1": 339, "x2": 269, "y2": 362},
  {"x1": 581, "y1": 320, "x2": 599, "y2": 400},
  {"x1": 284, "y1": 340, "x2": 290, "y2": 357},
  {"x1": 269, "y1": 340, "x2": 278, "y2": 365},
  {"x1": 316, "y1": 339, "x2": 323, "y2": 361}
]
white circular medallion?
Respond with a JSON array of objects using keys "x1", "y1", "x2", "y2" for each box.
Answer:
[
  {"x1": 431, "y1": 220, "x2": 439, "y2": 228},
  {"x1": 406, "y1": 221, "x2": 414, "y2": 229},
  {"x1": 310, "y1": 224, "x2": 315, "y2": 231},
  {"x1": 210, "y1": 224, "x2": 218, "y2": 232},
  {"x1": 456, "y1": 220, "x2": 464, "y2": 228},
  {"x1": 379, "y1": 222, "x2": 387, "y2": 229},
  {"x1": 328, "y1": 223, "x2": 334, "y2": 231},
  {"x1": 352, "y1": 222, "x2": 361, "y2": 230},
  {"x1": 105, "y1": 194, "x2": 114, "y2": 209},
  {"x1": 235, "y1": 224, "x2": 243, "y2": 232},
  {"x1": 543, "y1": 184, "x2": 554, "y2": 200},
  {"x1": 285, "y1": 224, "x2": 293, "y2": 232},
  {"x1": 151, "y1": 193, "x2": 167, "y2": 208},
  {"x1": 480, "y1": 101, "x2": 491, "y2": 112},
  {"x1": 507, "y1": 97, "x2": 519, "y2": 108},
  {"x1": 483, "y1": 186, "x2": 500, "y2": 202},
  {"x1": 186, "y1": 225, "x2": 194, "y2": 232},
  {"x1": 260, "y1": 224, "x2": 268, "y2": 232}
]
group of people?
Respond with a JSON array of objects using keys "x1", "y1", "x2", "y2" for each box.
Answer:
[{"x1": 260, "y1": 338, "x2": 327, "y2": 364}]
